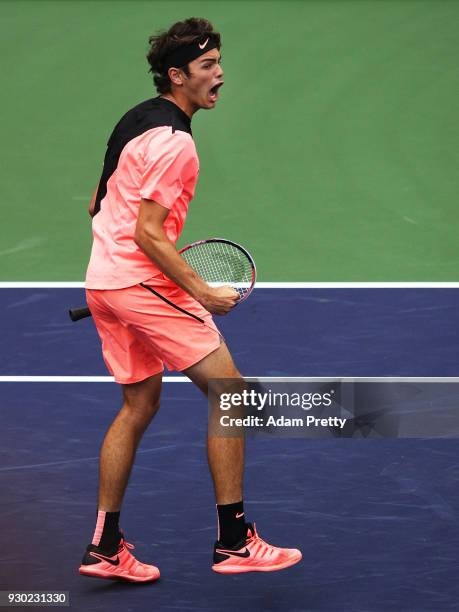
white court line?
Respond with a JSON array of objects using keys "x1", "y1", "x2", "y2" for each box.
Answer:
[
  {"x1": 0, "y1": 282, "x2": 459, "y2": 289},
  {"x1": 0, "y1": 376, "x2": 189, "y2": 383},
  {"x1": 1, "y1": 376, "x2": 458, "y2": 383}
]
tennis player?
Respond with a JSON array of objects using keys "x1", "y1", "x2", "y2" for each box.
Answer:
[{"x1": 79, "y1": 17, "x2": 301, "y2": 582}]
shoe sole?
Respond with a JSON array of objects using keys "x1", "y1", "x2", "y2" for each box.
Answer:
[
  {"x1": 79, "y1": 566, "x2": 160, "y2": 583},
  {"x1": 212, "y1": 551, "x2": 302, "y2": 574}
]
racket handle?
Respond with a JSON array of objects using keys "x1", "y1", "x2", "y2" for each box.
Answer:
[{"x1": 69, "y1": 306, "x2": 92, "y2": 322}]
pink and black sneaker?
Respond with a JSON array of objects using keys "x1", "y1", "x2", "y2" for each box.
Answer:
[
  {"x1": 212, "y1": 523, "x2": 302, "y2": 574},
  {"x1": 79, "y1": 537, "x2": 160, "y2": 583}
]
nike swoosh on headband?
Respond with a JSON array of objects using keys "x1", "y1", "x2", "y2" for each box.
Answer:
[{"x1": 199, "y1": 38, "x2": 209, "y2": 50}]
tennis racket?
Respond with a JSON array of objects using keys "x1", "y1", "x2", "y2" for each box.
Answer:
[{"x1": 69, "y1": 238, "x2": 256, "y2": 321}]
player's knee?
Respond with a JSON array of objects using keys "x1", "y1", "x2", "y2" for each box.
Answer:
[
  {"x1": 122, "y1": 397, "x2": 160, "y2": 429},
  {"x1": 227, "y1": 365, "x2": 242, "y2": 379}
]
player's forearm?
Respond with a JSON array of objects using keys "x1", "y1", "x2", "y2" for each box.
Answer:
[{"x1": 135, "y1": 228, "x2": 210, "y2": 301}]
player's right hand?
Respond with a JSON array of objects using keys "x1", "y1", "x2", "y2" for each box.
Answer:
[{"x1": 199, "y1": 286, "x2": 240, "y2": 315}]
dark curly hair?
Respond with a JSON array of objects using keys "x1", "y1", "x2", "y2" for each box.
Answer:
[{"x1": 147, "y1": 17, "x2": 221, "y2": 94}]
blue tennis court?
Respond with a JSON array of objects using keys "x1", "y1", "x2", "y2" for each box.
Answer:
[
  {"x1": 2, "y1": 286, "x2": 458, "y2": 377},
  {"x1": 1, "y1": 286, "x2": 459, "y2": 610}
]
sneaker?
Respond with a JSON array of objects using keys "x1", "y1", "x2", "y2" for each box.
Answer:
[
  {"x1": 212, "y1": 523, "x2": 302, "y2": 574},
  {"x1": 79, "y1": 537, "x2": 160, "y2": 583}
]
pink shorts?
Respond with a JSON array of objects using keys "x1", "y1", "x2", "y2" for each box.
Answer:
[{"x1": 86, "y1": 276, "x2": 222, "y2": 384}]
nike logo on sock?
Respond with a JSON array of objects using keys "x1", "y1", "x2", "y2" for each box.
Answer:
[
  {"x1": 235, "y1": 512, "x2": 245, "y2": 519},
  {"x1": 215, "y1": 547, "x2": 250, "y2": 558},
  {"x1": 89, "y1": 551, "x2": 120, "y2": 566}
]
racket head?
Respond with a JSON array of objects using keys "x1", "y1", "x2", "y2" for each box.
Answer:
[{"x1": 179, "y1": 238, "x2": 256, "y2": 302}]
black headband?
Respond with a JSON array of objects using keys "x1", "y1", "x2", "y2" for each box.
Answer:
[{"x1": 163, "y1": 36, "x2": 219, "y2": 72}]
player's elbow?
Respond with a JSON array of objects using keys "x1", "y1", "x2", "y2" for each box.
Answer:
[
  {"x1": 134, "y1": 225, "x2": 148, "y2": 250},
  {"x1": 134, "y1": 222, "x2": 162, "y2": 251}
]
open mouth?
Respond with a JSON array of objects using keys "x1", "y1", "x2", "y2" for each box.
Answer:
[{"x1": 209, "y1": 82, "x2": 224, "y2": 102}]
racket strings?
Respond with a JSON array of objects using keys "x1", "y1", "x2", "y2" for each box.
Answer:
[{"x1": 181, "y1": 241, "x2": 254, "y2": 299}]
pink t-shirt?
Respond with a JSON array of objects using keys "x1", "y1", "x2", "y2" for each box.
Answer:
[{"x1": 85, "y1": 126, "x2": 199, "y2": 289}]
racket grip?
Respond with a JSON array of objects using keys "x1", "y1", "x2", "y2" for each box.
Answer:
[{"x1": 69, "y1": 306, "x2": 92, "y2": 322}]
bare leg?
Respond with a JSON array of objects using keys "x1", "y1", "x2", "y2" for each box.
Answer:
[
  {"x1": 184, "y1": 343, "x2": 244, "y2": 505},
  {"x1": 98, "y1": 373, "x2": 162, "y2": 511}
]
